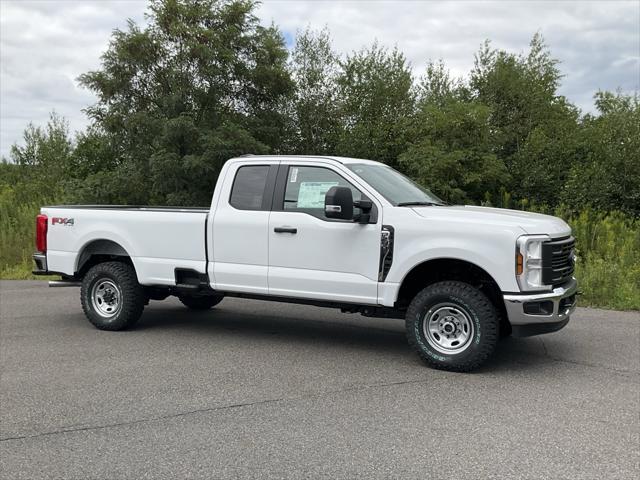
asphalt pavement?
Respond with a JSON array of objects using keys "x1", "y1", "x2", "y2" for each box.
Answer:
[{"x1": 1, "y1": 280, "x2": 639, "y2": 479}]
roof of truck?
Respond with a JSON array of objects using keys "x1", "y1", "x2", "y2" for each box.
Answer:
[{"x1": 231, "y1": 155, "x2": 383, "y2": 166}]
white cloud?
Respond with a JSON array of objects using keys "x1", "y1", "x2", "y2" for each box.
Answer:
[
  {"x1": 0, "y1": 0, "x2": 147, "y2": 159},
  {"x1": 257, "y1": 0, "x2": 639, "y2": 104},
  {"x1": 1, "y1": 0, "x2": 638, "y2": 159}
]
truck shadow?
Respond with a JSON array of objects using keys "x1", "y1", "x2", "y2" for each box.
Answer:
[
  {"x1": 133, "y1": 301, "x2": 560, "y2": 373},
  {"x1": 137, "y1": 302, "x2": 410, "y2": 356}
]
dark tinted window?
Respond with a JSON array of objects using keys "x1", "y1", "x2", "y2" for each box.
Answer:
[{"x1": 230, "y1": 166, "x2": 270, "y2": 210}]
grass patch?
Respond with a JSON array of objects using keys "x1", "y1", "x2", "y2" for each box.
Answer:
[
  {"x1": 1, "y1": 198, "x2": 41, "y2": 274},
  {"x1": 0, "y1": 261, "x2": 56, "y2": 280},
  {"x1": 566, "y1": 209, "x2": 639, "y2": 310},
  {"x1": 0, "y1": 185, "x2": 61, "y2": 280}
]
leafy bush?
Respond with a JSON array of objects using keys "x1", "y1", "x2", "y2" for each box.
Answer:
[
  {"x1": 565, "y1": 209, "x2": 639, "y2": 310},
  {"x1": 0, "y1": 190, "x2": 46, "y2": 276}
]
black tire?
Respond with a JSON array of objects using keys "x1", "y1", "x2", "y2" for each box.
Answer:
[
  {"x1": 406, "y1": 281, "x2": 499, "y2": 372},
  {"x1": 178, "y1": 294, "x2": 223, "y2": 310},
  {"x1": 81, "y1": 261, "x2": 145, "y2": 331}
]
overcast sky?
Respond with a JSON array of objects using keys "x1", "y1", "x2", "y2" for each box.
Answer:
[{"x1": 1, "y1": 0, "x2": 638, "y2": 159}]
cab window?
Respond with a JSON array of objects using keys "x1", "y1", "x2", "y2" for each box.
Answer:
[
  {"x1": 229, "y1": 165, "x2": 270, "y2": 210},
  {"x1": 283, "y1": 166, "x2": 363, "y2": 219}
]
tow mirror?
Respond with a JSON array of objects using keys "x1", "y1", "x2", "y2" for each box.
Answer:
[
  {"x1": 354, "y1": 199, "x2": 373, "y2": 224},
  {"x1": 354, "y1": 199, "x2": 372, "y2": 211},
  {"x1": 325, "y1": 186, "x2": 353, "y2": 220}
]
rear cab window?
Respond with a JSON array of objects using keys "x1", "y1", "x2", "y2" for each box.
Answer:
[{"x1": 229, "y1": 165, "x2": 271, "y2": 210}]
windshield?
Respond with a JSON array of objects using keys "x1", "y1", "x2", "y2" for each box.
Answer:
[{"x1": 346, "y1": 163, "x2": 445, "y2": 206}]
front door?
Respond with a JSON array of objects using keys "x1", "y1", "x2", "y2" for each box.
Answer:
[{"x1": 268, "y1": 163, "x2": 382, "y2": 304}]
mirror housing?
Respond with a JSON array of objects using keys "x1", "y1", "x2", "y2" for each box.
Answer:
[
  {"x1": 325, "y1": 186, "x2": 354, "y2": 220},
  {"x1": 353, "y1": 199, "x2": 373, "y2": 224}
]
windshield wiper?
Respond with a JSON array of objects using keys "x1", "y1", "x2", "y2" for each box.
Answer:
[{"x1": 396, "y1": 201, "x2": 446, "y2": 207}]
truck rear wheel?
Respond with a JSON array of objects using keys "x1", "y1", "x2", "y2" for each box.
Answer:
[
  {"x1": 405, "y1": 281, "x2": 499, "y2": 372},
  {"x1": 81, "y1": 261, "x2": 145, "y2": 331},
  {"x1": 178, "y1": 295, "x2": 223, "y2": 310}
]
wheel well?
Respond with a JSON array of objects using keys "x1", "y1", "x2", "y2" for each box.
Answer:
[
  {"x1": 396, "y1": 258, "x2": 510, "y2": 333},
  {"x1": 76, "y1": 240, "x2": 133, "y2": 278}
]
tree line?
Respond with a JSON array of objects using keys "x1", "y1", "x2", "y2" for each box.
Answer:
[{"x1": 2, "y1": 0, "x2": 639, "y2": 217}]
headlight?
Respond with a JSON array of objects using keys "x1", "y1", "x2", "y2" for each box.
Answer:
[{"x1": 516, "y1": 235, "x2": 551, "y2": 291}]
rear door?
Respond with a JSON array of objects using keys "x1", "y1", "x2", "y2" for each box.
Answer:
[
  {"x1": 211, "y1": 161, "x2": 278, "y2": 294},
  {"x1": 268, "y1": 161, "x2": 382, "y2": 304}
]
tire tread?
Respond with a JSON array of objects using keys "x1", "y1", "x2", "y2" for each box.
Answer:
[
  {"x1": 405, "y1": 281, "x2": 499, "y2": 372},
  {"x1": 81, "y1": 261, "x2": 145, "y2": 331}
]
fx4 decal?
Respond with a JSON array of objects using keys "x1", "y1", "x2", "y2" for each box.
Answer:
[{"x1": 52, "y1": 217, "x2": 75, "y2": 226}]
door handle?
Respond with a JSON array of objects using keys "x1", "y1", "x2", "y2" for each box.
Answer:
[{"x1": 274, "y1": 227, "x2": 297, "y2": 234}]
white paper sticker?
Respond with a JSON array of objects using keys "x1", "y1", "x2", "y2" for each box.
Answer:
[
  {"x1": 290, "y1": 167, "x2": 298, "y2": 183},
  {"x1": 297, "y1": 181, "x2": 339, "y2": 208}
]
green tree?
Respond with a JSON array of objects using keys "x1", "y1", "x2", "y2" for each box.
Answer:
[
  {"x1": 6, "y1": 112, "x2": 74, "y2": 203},
  {"x1": 78, "y1": 0, "x2": 293, "y2": 206},
  {"x1": 9, "y1": 113, "x2": 73, "y2": 176},
  {"x1": 0, "y1": 114, "x2": 75, "y2": 274},
  {"x1": 563, "y1": 91, "x2": 640, "y2": 216},
  {"x1": 288, "y1": 27, "x2": 341, "y2": 155},
  {"x1": 401, "y1": 65, "x2": 509, "y2": 203},
  {"x1": 417, "y1": 59, "x2": 467, "y2": 107},
  {"x1": 336, "y1": 43, "x2": 415, "y2": 166},
  {"x1": 470, "y1": 34, "x2": 580, "y2": 204}
]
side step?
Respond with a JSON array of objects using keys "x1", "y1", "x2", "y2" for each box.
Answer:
[
  {"x1": 174, "y1": 268, "x2": 210, "y2": 292},
  {"x1": 49, "y1": 280, "x2": 81, "y2": 287}
]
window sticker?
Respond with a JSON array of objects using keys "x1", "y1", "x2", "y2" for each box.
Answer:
[
  {"x1": 297, "y1": 181, "x2": 339, "y2": 208},
  {"x1": 290, "y1": 167, "x2": 298, "y2": 183}
]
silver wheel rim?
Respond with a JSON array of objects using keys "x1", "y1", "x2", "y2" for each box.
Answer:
[
  {"x1": 91, "y1": 279, "x2": 122, "y2": 319},
  {"x1": 422, "y1": 303, "x2": 474, "y2": 355}
]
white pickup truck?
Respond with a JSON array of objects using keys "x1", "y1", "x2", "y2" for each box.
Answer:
[{"x1": 33, "y1": 155, "x2": 577, "y2": 371}]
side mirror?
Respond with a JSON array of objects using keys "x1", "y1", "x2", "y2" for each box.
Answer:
[
  {"x1": 325, "y1": 186, "x2": 353, "y2": 220},
  {"x1": 353, "y1": 199, "x2": 373, "y2": 224},
  {"x1": 354, "y1": 199, "x2": 373, "y2": 211}
]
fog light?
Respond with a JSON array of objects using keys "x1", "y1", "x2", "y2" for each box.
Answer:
[{"x1": 523, "y1": 301, "x2": 554, "y2": 315}]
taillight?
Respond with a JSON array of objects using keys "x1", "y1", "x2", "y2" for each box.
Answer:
[{"x1": 36, "y1": 214, "x2": 48, "y2": 253}]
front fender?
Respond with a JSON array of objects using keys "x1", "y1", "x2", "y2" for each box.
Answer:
[{"x1": 387, "y1": 238, "x2": 520, "y2": 294}]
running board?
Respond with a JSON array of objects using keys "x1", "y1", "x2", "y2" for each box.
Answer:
[{"x1": 49, "y1": 280, "x2": 81, "y2": 287}]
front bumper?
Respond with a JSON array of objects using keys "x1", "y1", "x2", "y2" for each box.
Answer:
[{"x1": 503, "y1": 278, "x2": 577, "y2": 337}]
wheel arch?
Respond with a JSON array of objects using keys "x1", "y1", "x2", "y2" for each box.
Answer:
[
  {"x1": 76, "y1": 239, "x2": 135, "y2": 278},
  {"x1": 395, "y1": 257, "x2": 509, "y2": 333}
]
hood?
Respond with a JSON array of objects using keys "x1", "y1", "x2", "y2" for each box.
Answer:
[{"x1": 412, "y1": 205, "x2": 571, "y2": 238}]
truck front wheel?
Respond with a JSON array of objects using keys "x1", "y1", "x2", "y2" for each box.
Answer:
[
  {"x1": 406, "y1": 281, "x2": 499, "y2": 372},
  {"x1": 81, "y1": 261, "x2": 145, "y2": 331}
]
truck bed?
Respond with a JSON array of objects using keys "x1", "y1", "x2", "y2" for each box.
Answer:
[
  {"x1": 42, "y1": 205, "x2": 210, "y2": 286},
  {"x1": 44, "y1": 205, "x2": 209, "y2": 213}
]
